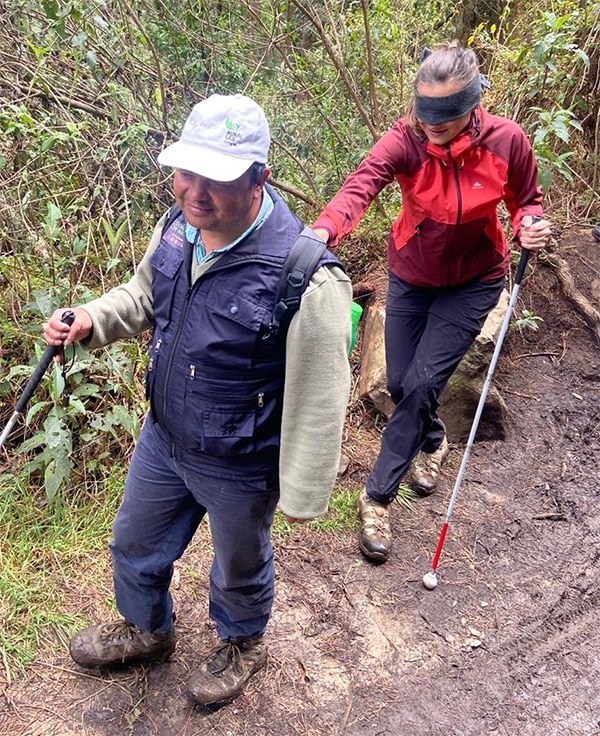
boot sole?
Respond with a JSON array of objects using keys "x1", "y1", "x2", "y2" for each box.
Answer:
[
  {"x1": 410, "y1": 481, "x2": 437, "y2": 497},
  {"x1": 188, "y1": 693, "x2": 237, "y2": 711},
  {"x1": 70, "y1": 644, "x2": 176, "y2": 669}
]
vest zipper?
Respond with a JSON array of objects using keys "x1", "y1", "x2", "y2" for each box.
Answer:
[
  {"x1": 162, "y1": 287, "x2": 194, "y2": 422},
  {"x1": 147, "y1": 338, "x2": 162, "y2": 373}
]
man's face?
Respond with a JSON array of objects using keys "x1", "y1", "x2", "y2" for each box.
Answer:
[{"x1": 173, "y1": 167, "x2": 266, "y2": 245}]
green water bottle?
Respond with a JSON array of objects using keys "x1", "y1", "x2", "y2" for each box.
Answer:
[{"x1": 349, "y1": 301, "x2": 363, "y2": 355}]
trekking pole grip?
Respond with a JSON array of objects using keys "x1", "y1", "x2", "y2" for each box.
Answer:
[
  {"x1": 14, "y1": 310, "x2": 76, "y2": 413},
  {"x1": 515, "y1": 215, "x2": 542, "y2": 285}
]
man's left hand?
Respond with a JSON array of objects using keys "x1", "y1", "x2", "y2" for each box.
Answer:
[{"x1": 282, "y1": 514, "x2": 314, "y2": 524}]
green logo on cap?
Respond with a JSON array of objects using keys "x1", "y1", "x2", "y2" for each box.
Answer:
[{"x1": 225, "y1": 118, "x2": 241, "y2": 132}]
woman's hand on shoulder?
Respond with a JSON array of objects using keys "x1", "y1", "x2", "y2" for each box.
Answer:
[{"x1": 312, "y1": 228, "x2": 330, "y2": 244}]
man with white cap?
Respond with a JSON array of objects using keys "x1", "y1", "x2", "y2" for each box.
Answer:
[{"x1": 43, "y1": 94, "x2": 351, "y2": 708}]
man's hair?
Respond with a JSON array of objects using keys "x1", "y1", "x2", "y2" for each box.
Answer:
[
  {"x1": 249, "y1": 162, "x2": 267, "y2": 187},
  {"x1": 406, "y1": 41, "x2": 480, "y2": 134}
]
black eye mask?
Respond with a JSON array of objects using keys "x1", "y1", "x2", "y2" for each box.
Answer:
[{"x1": 414, "y1": 74, "x2": 482, "y2": 125}]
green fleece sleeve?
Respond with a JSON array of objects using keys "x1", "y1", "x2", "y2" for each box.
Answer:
[
  {"x1": 81, "y1": 217, "x2": 165, "y2": 348},
  {"x1": 278, "y1": 264, "x2": 352, "y2": 518}
]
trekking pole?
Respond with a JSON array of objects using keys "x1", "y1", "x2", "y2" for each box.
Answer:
[
  {"x1": 0, "y1": 310, "x2": 75, "y2": 451},
  {"x1": 422, "y1": 222, "x2": 540, "y2": 590}
]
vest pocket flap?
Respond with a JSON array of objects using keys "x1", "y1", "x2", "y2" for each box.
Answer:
[
  {"x1": 150, "y1": 242, "x2": 183, "y2": 279},
  {"x1": 210, "y1": 286, "x2": 265, "y2": 332},
  {"x1": 203, "y1": 408, "x2": 256, "y2": 438}
]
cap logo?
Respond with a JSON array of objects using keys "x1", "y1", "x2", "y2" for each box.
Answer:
[
  {"x1": 225, "y1": 117, "x2": 241, "y2": 132},
  {"x1": 223, "y1": 117, "x2": 244, "y2": 147}
]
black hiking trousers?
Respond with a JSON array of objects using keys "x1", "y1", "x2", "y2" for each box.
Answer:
[{"x1": 365, "y1": 271, "x2": 505, "y2": 504}]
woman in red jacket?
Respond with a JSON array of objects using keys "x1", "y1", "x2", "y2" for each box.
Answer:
[{"x1": 313, "y1": 41, "x2": 551, "y2": 563}]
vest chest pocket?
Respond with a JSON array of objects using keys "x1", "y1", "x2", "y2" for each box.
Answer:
[
  {"x1": 150, "y1": 243, "x2": 184, "y2": 330},
  {"x1": 210, "y1": 284, "x2": 266, "y2": 330},
  {"x1": 200, "y1": 283, "x2": 268, "y2": 367}
]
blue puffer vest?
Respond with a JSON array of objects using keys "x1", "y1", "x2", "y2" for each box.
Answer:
[{"x1": 145, "y1": 186, "x2": 341, "y2": 473}]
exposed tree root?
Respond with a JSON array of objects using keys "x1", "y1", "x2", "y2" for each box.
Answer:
[{"x1": 541, "y1": 250, "x2": 600, "y2": 344}]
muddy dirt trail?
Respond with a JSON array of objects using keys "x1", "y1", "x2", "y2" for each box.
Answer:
[{"x1": 2, "y1": 227, "x2": 600, "y2": 736}]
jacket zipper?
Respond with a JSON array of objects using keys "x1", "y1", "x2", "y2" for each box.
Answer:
[{"x1": 445, "y1": 145, "x2": 463, "y2": 226}]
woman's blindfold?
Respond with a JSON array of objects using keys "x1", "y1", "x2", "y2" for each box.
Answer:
[{"x1": 414, "y1": 75, "x2": 482, "y2": 125}]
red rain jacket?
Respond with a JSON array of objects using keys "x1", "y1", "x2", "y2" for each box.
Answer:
[{"x1": 313, "y1": 107, "x2": 543, "y2": 287}]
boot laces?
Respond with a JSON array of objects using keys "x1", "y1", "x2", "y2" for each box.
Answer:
[
  {"x1": 98, "y1": 620, "x2": 138, "y2": 644},
  {"x1": 207, "y1": 642, "x2": 245, "y2": 676}
]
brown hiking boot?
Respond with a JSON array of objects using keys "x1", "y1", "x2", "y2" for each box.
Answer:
[
  {"x1": 69, "y1": 619, "x2": 175, "y2": 668},
  {"x1": 409, "y1": 436, "x2": 450, "y2": 496},
  {"x1": 358, "y1": 491, "x2": 392, "y2": 562},
  {"x1": 188, "y1": 637, "x2": 267, "y2": 707}
]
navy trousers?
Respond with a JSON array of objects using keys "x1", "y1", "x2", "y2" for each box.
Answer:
[
  {"x1": 109, "y1": 418, "x2": 279, "y2": 640},
  {"x1": 366, "y1": 272, "x2": 505, "y2": 503}
]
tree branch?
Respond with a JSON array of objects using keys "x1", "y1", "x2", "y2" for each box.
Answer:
[{"x1": 289, "y1": 0, "x2": 380, "y2": 142}]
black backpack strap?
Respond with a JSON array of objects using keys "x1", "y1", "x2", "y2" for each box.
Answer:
[{"x1": 265, "y1": 227, "x2": 327, "y2": 340}]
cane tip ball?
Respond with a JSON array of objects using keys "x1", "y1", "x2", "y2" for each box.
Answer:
[{"x1": 422, "y1": 571, "x2": 438, "y2": 590}]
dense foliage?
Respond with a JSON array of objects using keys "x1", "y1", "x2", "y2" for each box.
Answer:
[{"x1": 0, "y1": 0, "x2": 598, "y2": 497}]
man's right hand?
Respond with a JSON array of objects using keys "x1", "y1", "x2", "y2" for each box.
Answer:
[{"x1": 44, "y1": 307, "x2": 93, "y2": 351}]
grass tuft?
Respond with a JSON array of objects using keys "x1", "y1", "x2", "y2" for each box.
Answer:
[
  {"x1": 0, "y1": 468, "x2": 125, "y2": 681},
  {"x1": 273, "y1": 482, "x2": 416, "y2": 537}
]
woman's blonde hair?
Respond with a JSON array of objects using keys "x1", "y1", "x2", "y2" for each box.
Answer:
[{"x1": 406, "y1": 41, "x2": 480, "y2": 134}]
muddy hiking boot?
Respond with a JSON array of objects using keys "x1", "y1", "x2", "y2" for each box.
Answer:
[
  {"x1": 409, "y1": 436, "x2": 450, "y2": 496},
  {"x1": 357, "y1": 491, "x2": 392, "y2": 562},
  {"x1": 69, "y1": 619, "x2": 175, "y2": 668},
  {"x1": 188, "y1": 636, "x2": 267, "y2": 708}
]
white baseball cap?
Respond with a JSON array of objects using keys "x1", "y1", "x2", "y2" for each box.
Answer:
[{"x1": 158, "y1": 94, "x2": 270, "y2": 182}]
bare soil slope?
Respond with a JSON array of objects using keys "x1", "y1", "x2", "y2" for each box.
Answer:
[{"x1": 2, "y1": 227, "x2": 600, "y2": 736}]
